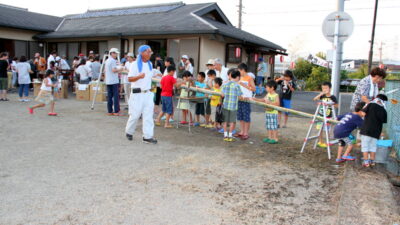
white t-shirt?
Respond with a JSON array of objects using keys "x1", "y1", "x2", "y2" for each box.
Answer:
[
  {"x1": 216, "y1": 66, "x2": 229, "y2": 83},
  {"x1": 124, "y1": 61, "x2": 132, "y2": 84},
  {"x1": 76, "y1": 65, "x2": 91, "y2": 81},
  {"x1": 11, "y1": 61, "x2": 17, "y2": 72},
  {"x1": 47, "y1": 55, "x2": 55, "y2": 69},
  {"x1": 128, "y1": 60, "x2": 153, "y2": 90},
  {"x1": 60, "y1": 59, "x2": 70, "y2": 70},
  {"x1": 185, "y1": 63, "x2": 193, "y2": 74},
  {"x1": 16, "y1": 62, "x2": 31, "y2": 84},
  {"x1": 41, "y1": 78, "x2": 52, "y2": 91},
  {"x1": 105, "y1": 57, "x2": 119, "y2": 85}
]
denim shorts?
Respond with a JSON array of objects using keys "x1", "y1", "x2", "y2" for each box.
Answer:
[
  {"x1": 237, "y1": 101, "x2": 251, "y2": 122},
  {"x1": 161, "y1": 96, "x2": 173, "y2": 115},
  {"x1": 280, "y1": 99, "x2": 291, "y2": 115}
]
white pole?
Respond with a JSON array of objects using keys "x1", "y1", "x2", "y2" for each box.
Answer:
[{"x1": 331, "y1": 0, "x2": 344, "y2": 100}]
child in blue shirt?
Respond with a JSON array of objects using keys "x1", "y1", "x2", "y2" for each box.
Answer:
[
  {"x1": 194, "y1": 72, "x2": 207, "y2": 126},
  {"x1": 333, "y1": 102, "x2": 366, "y2": 163}
]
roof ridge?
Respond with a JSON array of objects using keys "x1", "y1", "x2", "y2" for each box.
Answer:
[
  {"x1": 190, "y1": 3, "x2": 218, "y2": 30},
  {"x1": 87, "y1": 2, "x2": 184, "y2": 12},
  {"x1": 0, "y1": 3, "x2": 62, "y2": 19}
]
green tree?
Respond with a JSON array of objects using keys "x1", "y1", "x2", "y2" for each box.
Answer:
[
  {"x1": 293, "y1": 58, "x2": 313, "y2": 80},
  {"x1": 348, "y1": 64, "x2": 368, "y2": 79},
  {"x1": 305, "y1": 67, "x2": 330, "y2": 91}
]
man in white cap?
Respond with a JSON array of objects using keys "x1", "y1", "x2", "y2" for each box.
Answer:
[
  {"x1": 214, "y1": 58, "x2": 229, "y2": 83},
  {"x1": 125, "y1": 45, "x2": 157, "y2": 144},
  {"x1": 105, "y1": 48, "x2": 124, "y2": 116},
  {"x1": 205, "y1": 59, "x2": 215, "y2": 82}
]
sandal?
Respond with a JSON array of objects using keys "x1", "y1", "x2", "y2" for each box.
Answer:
[
  {"x1": 48, "y1": 112, "x2": 58, "y2": 116},
  {"x1": 263, "y1": 138, "x2": 270, "y2": 143},
  {"x1": 164, "y1": 125, "x2": 174, "y2": 128},
  {"x1": 155, "y1": 121, "x2": 161, "y2": 126},
  {"x1": 28, "y1": 107, "x2": 34, "y2": 114},
  {"x1": 233, "y1": 133, "x2": 243, "y2": 137},
  {"x1": 240, "y1": 135, "x2": 249, "y2": 140}
]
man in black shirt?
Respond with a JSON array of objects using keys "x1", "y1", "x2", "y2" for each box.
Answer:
[
  {"x1": 360, "y1": 94, "x2": 388, "y2": 167},
  {"x1": 0, "y1": 52, "x2": 10, "y2": 101}
]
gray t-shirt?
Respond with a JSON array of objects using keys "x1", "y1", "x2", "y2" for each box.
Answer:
[
  {"x1": 105, "y1": 58, "x2": 119, "y2": 85},
  {"x1": 91, "y1": 61, "x2": 101, "y2": 80}
]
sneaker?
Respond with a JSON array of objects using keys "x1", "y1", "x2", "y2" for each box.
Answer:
[
  {"x1": 342, "y1": 155, "x2": 356, "y2": 161},
  {"x1": 161, "y1": 116, "x2": 166, "y2": 121},
  {"x1": 223, "y1": 137, "x2": 230, "y2": 142},
  {"x1": 23, "y1": 99, "x2": 30, "y2": 102},
  {"x1": 126, "y1": 133, "x2": 133, "y2": 141},
  {"x1": 199, "y1": 123, "x2": 206, "y2": 127},
  {"x1": 263, "y1": 138, "x2": 270, "y2": 143},
  {"x1": 205, "y1": 124, "x2": 214, "y2": 128},
  {"x1": 362, "y1": 159, "x2": 370, "y2": 167},
  {"x1": 317, "y1": 142, "x2": 327, "y2": 148},
  {"x1": 19, "y1": 99, "x2": 24, "y2": 102},
  {"x1": 370, "y1": 160, "x2": 376, "y2": 167},
  {"x1": 336, "y1": 158, "x2": 346, "y2": 163},
  {"x1": 193, "y1": 122, "x2": 200, "y2": 127},
  {"x1": 269, "y1": 139, "x2": 278, "y2": 144},
  {"x1": 232, "y1": 130, "x2": 237, "y2": 135},
  {"x1": 28, "y1": 107, "x2": 34, "y2": 114},
  {"x1": 143, "y1": 137, "x2": 157, "y2": 144},
  {"x1": 169, "y1": 118, "x2": 174, "y2": 123},
  {"x1": 180, "y1": 121, "x2": 188, "y2": 125},
  {"x1": 218, "y1": 128, "x2": 224, "y2": 133}
]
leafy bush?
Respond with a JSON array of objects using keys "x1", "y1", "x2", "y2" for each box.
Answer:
[
  {"x1": 348, "y1": 64, "x2": 368, "y2": 79},
  {"x1": 305, "y1": 67, "x2": 330, "y2": 91},
  {"x1": 293, "y1": 58, "x2": 313, "y2": 80}
]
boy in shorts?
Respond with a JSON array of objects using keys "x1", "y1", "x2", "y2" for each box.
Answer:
[{"x1": 333, "y1": 102, "x2": 366, "y2": 163}]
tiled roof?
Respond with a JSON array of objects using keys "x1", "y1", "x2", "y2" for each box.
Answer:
[{"x1": 0, "y1": 4, "x2": 63, "y2": 32}]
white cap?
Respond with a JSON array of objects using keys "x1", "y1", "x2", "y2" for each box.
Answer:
[
  {"x1": 109, "y1": 48, "x2": 120, "y2": 54},
  {"x1": 127, "y1": 53, "x2": 135, "y2": 58},
  {"x1": 206, "y1": 59, "x2": 215, "y2": 65},
  {"x1": 55, "y1": 56, "x2": 61, "y2": 61},
  {"x1": 89, "y1": 50, "x2": 94, "y2": 54},
  {"x1": 181, "y1": 55, "x2": 189, "y2": 59}
]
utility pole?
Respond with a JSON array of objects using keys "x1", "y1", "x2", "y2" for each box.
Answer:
[
  {"x1": 368, "y1": 0, "x2": 379, "y2": 74},
  {"x1": 378, "y1": 41, "x2": 384, "y2": 64},
  {"x1": 330, "y1": 0, "x2": 344, "y2": 101},
  {"x1": 238, "y1": 0, "x2": 243, "y2": 29}
]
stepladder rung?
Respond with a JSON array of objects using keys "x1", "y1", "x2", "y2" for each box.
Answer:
[{"x1": 304, "y1": 136, "x2": 319, "y2": 141}]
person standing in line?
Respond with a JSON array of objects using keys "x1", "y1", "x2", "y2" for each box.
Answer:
[
  {"x1": 105, "y1": 48, "x2": 124, "y2": 116},
  {"x1": 214, "y1": 58, "x2": 229, "y2": 83},
  {"x1": 123, "y1": 53, "x2": 136, "y2": 103},
  {"x1": 90, "y1": 56, "x2": 101, "y2": 81},
  {"x1": 47, "y1": 51, "x2": 57, "y2": 69},
  {"x1": 16, "y1": 56, "x2": 33, "y2": 102},
  {"x1": 125, "y1": 45, "x2": 157, "y2": 144},
  {"x1": 0, "y1": 52, "x2": 10, "y2": 101}
]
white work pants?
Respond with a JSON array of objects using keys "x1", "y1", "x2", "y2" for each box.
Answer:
[{"x1": 125, "y1": 91, "x2": 155, "y2": 139}]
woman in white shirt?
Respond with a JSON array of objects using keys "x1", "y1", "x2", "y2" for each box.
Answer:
[
  {"x1": 16, "y1": 56, "x2": 32, "y2": 101},
  {"x1": 75, "y1": 59, "x2": 91, "y2": 84}
]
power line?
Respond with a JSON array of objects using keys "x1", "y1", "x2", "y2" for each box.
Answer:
[
  {"x1": 247, "y1": 6, "x2": 400, "y2": 15},
  {"x1": 244, "y1": 23, "x2": 400, "y2": 27}
]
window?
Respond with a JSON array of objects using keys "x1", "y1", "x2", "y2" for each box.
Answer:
[{"x1": 227, "y1": 44, "x2": 242, "y2": 64}]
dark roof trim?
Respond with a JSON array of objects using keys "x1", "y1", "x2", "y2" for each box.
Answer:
[{"x1": 192, "y1": 3, "x2": 232, "y2": 26}]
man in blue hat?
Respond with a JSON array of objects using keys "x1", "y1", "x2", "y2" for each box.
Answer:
[{"x1": 125, "y1": 45, "x2": 157, "y2": 144}]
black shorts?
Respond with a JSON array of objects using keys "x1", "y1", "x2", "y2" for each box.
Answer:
[
  {"x1": 205, "y1": 99, "x2": 211, "y2": 115},
  {"x1": 196, "y1": 102, "x2": 205, "y2": 115},
  {"x1": 154, "y1": 87, "x2": 162, "y2": 105}
]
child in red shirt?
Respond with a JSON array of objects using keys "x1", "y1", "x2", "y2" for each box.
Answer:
[{"x1": 155, "y1": 65, "x2": 177, "y2": 128}]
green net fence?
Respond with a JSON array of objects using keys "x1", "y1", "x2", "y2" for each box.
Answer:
[{"x1": 385, "y1": 80, "x2": 400, "y2": 160}]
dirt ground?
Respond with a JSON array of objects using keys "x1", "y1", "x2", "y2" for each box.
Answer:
[{"x1": 0, "y1": 94, "x2": 399, "y2": 225}]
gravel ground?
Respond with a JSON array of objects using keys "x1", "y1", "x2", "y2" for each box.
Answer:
[{"x1": 0, "y1": 94, "x2": 398, "y2": 225}]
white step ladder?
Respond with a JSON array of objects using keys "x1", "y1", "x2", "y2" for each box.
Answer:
[{"x1": 300, "y1": 101, "x2": 337, "y2": 159}]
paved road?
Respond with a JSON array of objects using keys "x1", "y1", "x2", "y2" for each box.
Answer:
[{"x1": 253, "y1": 91, "x2": 353, "y2": 115}]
